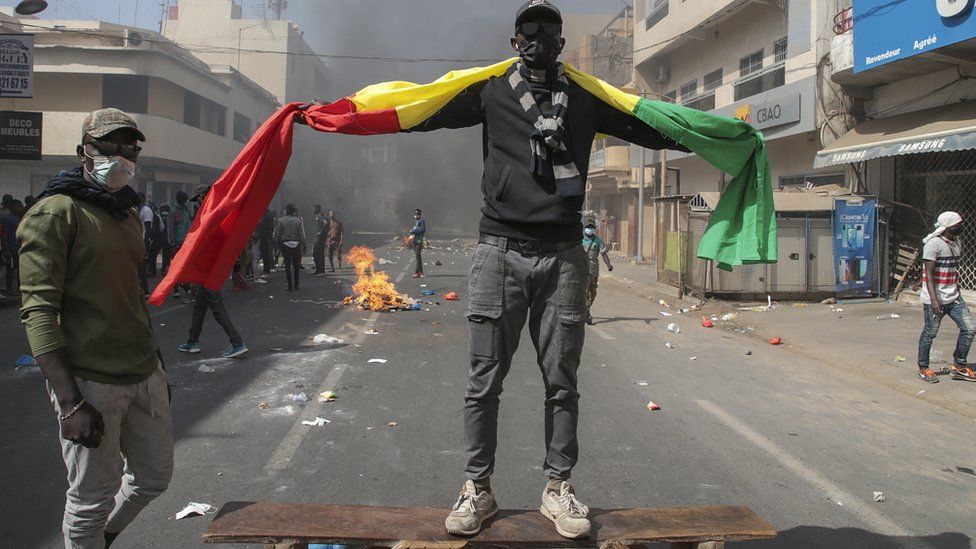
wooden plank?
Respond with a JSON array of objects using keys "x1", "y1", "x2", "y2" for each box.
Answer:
[
  {"x1": 203, "y1": 502, "x2": 776, "y2": 547},
  {"x1": 897, "y1": 249, "x2": 917, "y2": 261}
]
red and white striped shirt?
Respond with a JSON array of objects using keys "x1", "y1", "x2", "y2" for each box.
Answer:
[{"x1": 921, "y1": 237, "x2": 961, "y2": 305}]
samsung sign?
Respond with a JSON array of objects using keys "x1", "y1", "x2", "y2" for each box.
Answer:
[{"x1": 853, "y1": 0, "x2": 976, "y2": 73}]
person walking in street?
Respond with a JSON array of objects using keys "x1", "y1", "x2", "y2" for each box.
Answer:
[
  {"x1": 157, "y1": 204, "x2": 172, "y2": 276},
  {"x1": 1, "y1": 197, "x2": 23, "y2": 296},
  {"x1": 274, "y1": 203, "x2": 306, "y2": 291},
  {"x1": 410, "y1": 208, "x2": 426, "y2": 278},
  {"x1": 917, "y1": 212, "x2": 976, "y2": 383},
  {"x1": 168, "y1": 190, "x2": 193, "y2": 301},
  {"x1": 178, "y1": 185, "x2": 249, "y2": 358},
  {"x1": 137, "y1": 194, "x2": 154, "y2": 297},
  {"x1": 17, "y1": 108, "x2": 173, "y2": 549},
  {"x1": 581, "y1": 220, "x2": 612, "y2": 325},
  {"x1": 258, "y1": 208, "x2": 276, "y2": 277},
  {"x1": 311, "y1": 204, "x2": 327, "y2": 274},
  {"x1": 326, "y1": 209, "x2": 344, "y2": 272},
  {"x1": 177, "y1": 286, "x2": 249, "y2": 358}
]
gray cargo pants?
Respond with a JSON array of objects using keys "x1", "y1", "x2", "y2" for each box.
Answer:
[
  {"x1": 48, "y1": 365, "x2": 174, "y2": 549},
  {"x1": 464, "y1": 236, "x2": 588, "y2": 481}
]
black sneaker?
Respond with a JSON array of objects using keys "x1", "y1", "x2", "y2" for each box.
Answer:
[{"x1": 918, "y1": 368, "x2": 939, "y2": 383}]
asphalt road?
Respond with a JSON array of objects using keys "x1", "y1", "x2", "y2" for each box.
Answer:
[{"x1": 1, "y1": 236, "x2": 974, "y2": 549}]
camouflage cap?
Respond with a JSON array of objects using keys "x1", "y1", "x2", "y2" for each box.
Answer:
[{"x1": 82, "y1": 108, "x2": 146, "y2": 142}]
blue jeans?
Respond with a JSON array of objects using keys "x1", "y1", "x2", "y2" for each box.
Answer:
[{"x1": 918, "y1": 297, "x2": 976, "y2": 368}]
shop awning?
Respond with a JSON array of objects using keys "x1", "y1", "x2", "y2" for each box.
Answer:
[{"x1": 813, "y1": 100, "x2": 976, "y2": 169}]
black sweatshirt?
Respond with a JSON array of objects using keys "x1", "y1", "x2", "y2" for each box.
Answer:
[{"x1": 409, "y1": 66, "x2": 684, "y2": 242}]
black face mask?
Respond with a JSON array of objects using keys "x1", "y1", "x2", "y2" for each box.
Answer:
[{"x1": 517, "y1": 34, "x2": 562, "y2": 70}]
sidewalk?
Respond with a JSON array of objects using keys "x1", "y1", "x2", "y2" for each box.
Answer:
[{"x1": 602, "y1": 256, "x2": 976, "y2": 421}]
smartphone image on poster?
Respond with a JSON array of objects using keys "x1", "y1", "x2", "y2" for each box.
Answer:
[
  {"x1": 840, "y1": 224, "x2": 849, "y2": 248},
  {"x1": 855, "y1": 224, "x2": 864, "y2": 248},
  {"x1": 838, "y1": 257, "x2": 849, "y2": 283},
  {"x1": 848, "y1": 226, "x2": 858, "y2": 251},
  {"x1": 859, "y1": 257, "x2": 868, "y2": 278}
]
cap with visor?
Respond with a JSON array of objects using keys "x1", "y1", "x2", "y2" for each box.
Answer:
[{"x1": 82, "y1": 108, "x2": 146, "y2": 142}]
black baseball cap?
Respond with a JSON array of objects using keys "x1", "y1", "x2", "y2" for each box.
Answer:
[{"x1": 515, "y1": 0, "x2": 562, "y2": 28}]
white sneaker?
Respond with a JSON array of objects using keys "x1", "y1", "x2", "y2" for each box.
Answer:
[
  {"x1": 540, "y1": 480, "x2": 591, "y2": 539},
  {"x1": 444, "y1": 480, "x2": 498, "y2": 536}
]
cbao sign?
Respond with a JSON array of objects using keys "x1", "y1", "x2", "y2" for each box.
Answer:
[
  {"x1": 732, "y1": 93, "x2": 801, "y2": 131},
  {"x1": 0, "y1": 34, "x2": 33, "y2": 98},
  {"x1": 853, "y1": 0, "x2": 976, "y2": 73}
]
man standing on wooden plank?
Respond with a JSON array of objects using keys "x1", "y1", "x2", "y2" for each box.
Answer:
[{"x1": 415, "y1": 1, "x2": 684, "y2": 539}]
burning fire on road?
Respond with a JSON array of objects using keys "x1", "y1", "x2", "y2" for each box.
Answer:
[{"x1": 344, "y1": 246, "x2": 413, "y2": 311}]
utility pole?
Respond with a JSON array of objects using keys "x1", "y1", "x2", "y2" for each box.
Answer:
[{"x1": 635, "y1": 89, "x2": 673, "y2": 264}]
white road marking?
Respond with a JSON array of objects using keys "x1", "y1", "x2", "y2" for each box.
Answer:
[
  {"x1": 694, "y1": 399, "x2": 918, "y2": 543},
  {"x1": 264, "y1": 260, "x2": 410, "y2": 471},
  {"x1": 590, "y1": 325, "x2": 615, "y2": 340}
]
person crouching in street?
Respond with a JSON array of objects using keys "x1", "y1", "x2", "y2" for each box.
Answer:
[
  {"x1": 917, "y1": 212, "x2": 976, "y2": 383},
  {"x1": 581, "y1": 220, "x2": 612, "y2": 325},
  {"x1": 274, "y1": 203, "x2": 306, "y2": 291},
  {"x1": 178, "y1": 186, "x2": 250, "y2": 359},
  {"x1": 18, "y1": 108, "x2": 173, "y2": 548}
]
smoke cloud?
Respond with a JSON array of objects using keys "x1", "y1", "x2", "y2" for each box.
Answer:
[{"x1": 288, "y1": 0, "x2": 617, "y2": 235}]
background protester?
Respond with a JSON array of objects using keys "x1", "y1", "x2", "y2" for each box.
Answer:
[
  {"x1": 273, "y1": 203, "x2": 306, "y2": 291},
  {"x1": 326, "y1": 209, "x2": 344, "y2": 272}
]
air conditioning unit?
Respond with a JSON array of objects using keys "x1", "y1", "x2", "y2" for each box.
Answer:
[
  {"x1": 654, "y1": 64, "x2": 670, "y2": 84},
  {"x1": 124, "y1": 29, "x2": 147, "y2": 49}
]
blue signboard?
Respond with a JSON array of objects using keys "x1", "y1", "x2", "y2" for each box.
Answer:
[
  {"x1": 853, "y1": 0, "x2": 976, "y2": 73},
  {"x1": 833, "y1": 198, "x2": 877, "y2": 297}
]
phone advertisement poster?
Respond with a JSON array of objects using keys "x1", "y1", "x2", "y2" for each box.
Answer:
[{"x1": 833, "y1": 197, "x2": 877, "y2": 297}]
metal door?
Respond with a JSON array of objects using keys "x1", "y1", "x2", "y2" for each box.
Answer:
[
  {"x1": 768, "y1": 218, "x2": 806, "y2": 292},
  {"x1": 808, "y1": 219, "x2": 835, "y2": 291}
]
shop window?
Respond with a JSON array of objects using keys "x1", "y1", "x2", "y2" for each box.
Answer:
[
  {"x1": 779, "y1": 173, "x2": 845, "y2": 189},
  {"x1": 102, "y1": 74, "x2": 148, "y2": 114},
  {"x1": 739, "y1": 49, "x2": 763, "y2": 78},
  {"x1": 703, "y1": 68, "x2": 723, "y2": 92},
  {"x1": 663, "y1": 90, "x2": 676, "y2": 102}
]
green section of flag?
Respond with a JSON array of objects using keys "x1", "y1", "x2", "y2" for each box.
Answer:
[{"x1": 631, "y1": 98, "x2": 777, "y2": 271}]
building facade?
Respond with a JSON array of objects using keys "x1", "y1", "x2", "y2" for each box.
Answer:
[
  {"x1": 0, "y1": 10, "x2": 279, "y2": 206},
  {"x1": 819, "y1": 0, "x2": 976, "y2": 294}
]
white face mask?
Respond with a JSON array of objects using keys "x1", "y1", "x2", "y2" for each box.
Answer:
[
  {"x1": 584, "y1": 227, "x2": 595, "y2": 237},
  {"x1": 85, "y1": 152, "x2": 136, "y2": 193}
]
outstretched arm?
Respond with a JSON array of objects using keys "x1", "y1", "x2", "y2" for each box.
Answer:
[
  {"x1": 595, "y1": 99, "x2": 690, "y2": 151},
  {"x1": 407, "y1": 82, "x2": 487, "y2": 133}
]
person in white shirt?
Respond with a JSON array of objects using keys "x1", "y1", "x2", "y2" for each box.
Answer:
[{"x1": 917, "y1": 211, "x2": 976, "y2": 383}]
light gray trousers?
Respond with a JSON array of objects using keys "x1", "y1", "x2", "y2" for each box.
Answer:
[
  {"x1": 463, "y1": 237, "x2": 588, "y2": 481},
  {"x1": 48, "y1": 365, "x2": 174, "y2": 549}
]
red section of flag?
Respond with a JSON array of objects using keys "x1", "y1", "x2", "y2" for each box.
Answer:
[
  {"x1": 149, "y1": 103, "x2": 302, "y2": 305},
  {"x1": 148, "y1": 99, "x2": 404, "y2": 305},
  {"x1": 303, "y1": 98, "x2": 401, "y2": 135}
]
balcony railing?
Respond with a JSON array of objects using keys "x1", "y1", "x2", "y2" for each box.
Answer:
[{"x1": 682, "y1": 92, "x2": 716, "y2": 112}]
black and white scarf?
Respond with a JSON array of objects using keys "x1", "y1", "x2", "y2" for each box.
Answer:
[{"x1": 507, "y1": 62, "x2": 583, "y2": 198}]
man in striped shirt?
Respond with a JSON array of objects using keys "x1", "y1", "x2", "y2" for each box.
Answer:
[{"x1": 918, "y1": 211, "x2": 976, "y2": 383}]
